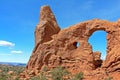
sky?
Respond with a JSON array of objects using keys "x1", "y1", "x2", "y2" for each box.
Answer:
[{"x1": 0, "y1": 0, "x2": 120, "y2": 63}]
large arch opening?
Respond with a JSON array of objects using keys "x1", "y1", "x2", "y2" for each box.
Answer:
[{"x1": 88, "y1": 30, "x2": 107, "y2": 60}]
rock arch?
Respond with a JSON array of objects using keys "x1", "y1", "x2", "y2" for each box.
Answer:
[{"x1": 24, "y1": 6, "x2": 120, "y2": 80}]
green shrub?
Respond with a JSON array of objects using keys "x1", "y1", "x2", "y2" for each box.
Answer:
[
  {"x1": 30, "y1": 73, "x2": 47, "y2": 80},
  {"x1": 105, "y1": 76, "x2": 113, "y2": 80},
  {"x1": 42, "y1": 66, "x2": 48, "y2": 72},
  {"x1": 72, "y1": 72, "x2": 83, "y2": 80},
  {"x1": 39, "y1": 73, "x2": 47, "y2": 80},
  {"x1": 50, "y1": 66, "x2": 69, "y2": 80},
  {"x1": 0, "y1": 72, "x2": 13, "y2": 80},
  {"x1": 0, "y1": 65, "x2": 24, "y2": 80}
]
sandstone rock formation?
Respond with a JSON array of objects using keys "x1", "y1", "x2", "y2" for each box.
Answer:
[{"x1": 24, "y1": 6, "x2": 120, "y2": 80}]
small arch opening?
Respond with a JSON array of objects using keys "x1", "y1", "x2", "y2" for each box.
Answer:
[
  {"x1": 88, "y1": 30, "x2": 107, "y2": 60},
  {"x1": 73, "y1": 42, "x2": 81, "y2": 49}
]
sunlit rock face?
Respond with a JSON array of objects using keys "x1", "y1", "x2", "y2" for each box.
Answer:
[{"x1": 24, "y1": 6, "x2": 120, "y2": 80}]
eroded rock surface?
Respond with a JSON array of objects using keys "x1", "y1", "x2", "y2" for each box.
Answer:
[{"x1": 24, "y1": 6, "x2": 120, "y2": 80}]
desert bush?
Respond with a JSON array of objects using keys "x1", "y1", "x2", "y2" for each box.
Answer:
[
  {"x1": 0, "y1": 72, "x2": 13, "y2": 80},
  {"x1": 0, "y1": 65, "x2": 24, "y2": 80},
  {"x1": 105, "y1": 76, "x2": 113, "y2": 80},
  {"x1": 50, "y1": 66, "x2": 69, "y2": 80},
  {"x1": 72, "y1": 72, "x2": 83, "y2": 80},
  {"x1": 39, "y1": 73, "x2": 47, "y2": 80},
  {"x1": 42, "y1": 66, "x2": 48, "y2": 72},
  {"x1": 29, "y1": 73, "x2": 47, "y2": 80}
]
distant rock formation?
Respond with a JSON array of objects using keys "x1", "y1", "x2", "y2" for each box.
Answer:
[{"x1": 24, "y1": 6, "x2": 120, "y2": 80}]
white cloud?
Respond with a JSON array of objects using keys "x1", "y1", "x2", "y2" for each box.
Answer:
[
  {"x1": 11, "y1": 50, "x2": 23, "y2": 54},
  {"x1": 0, "y1": 53, "x2": 12, "y2": 56},
  {"x1": 0, "y1": 40, "x2": 15, "y2": 47}
]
